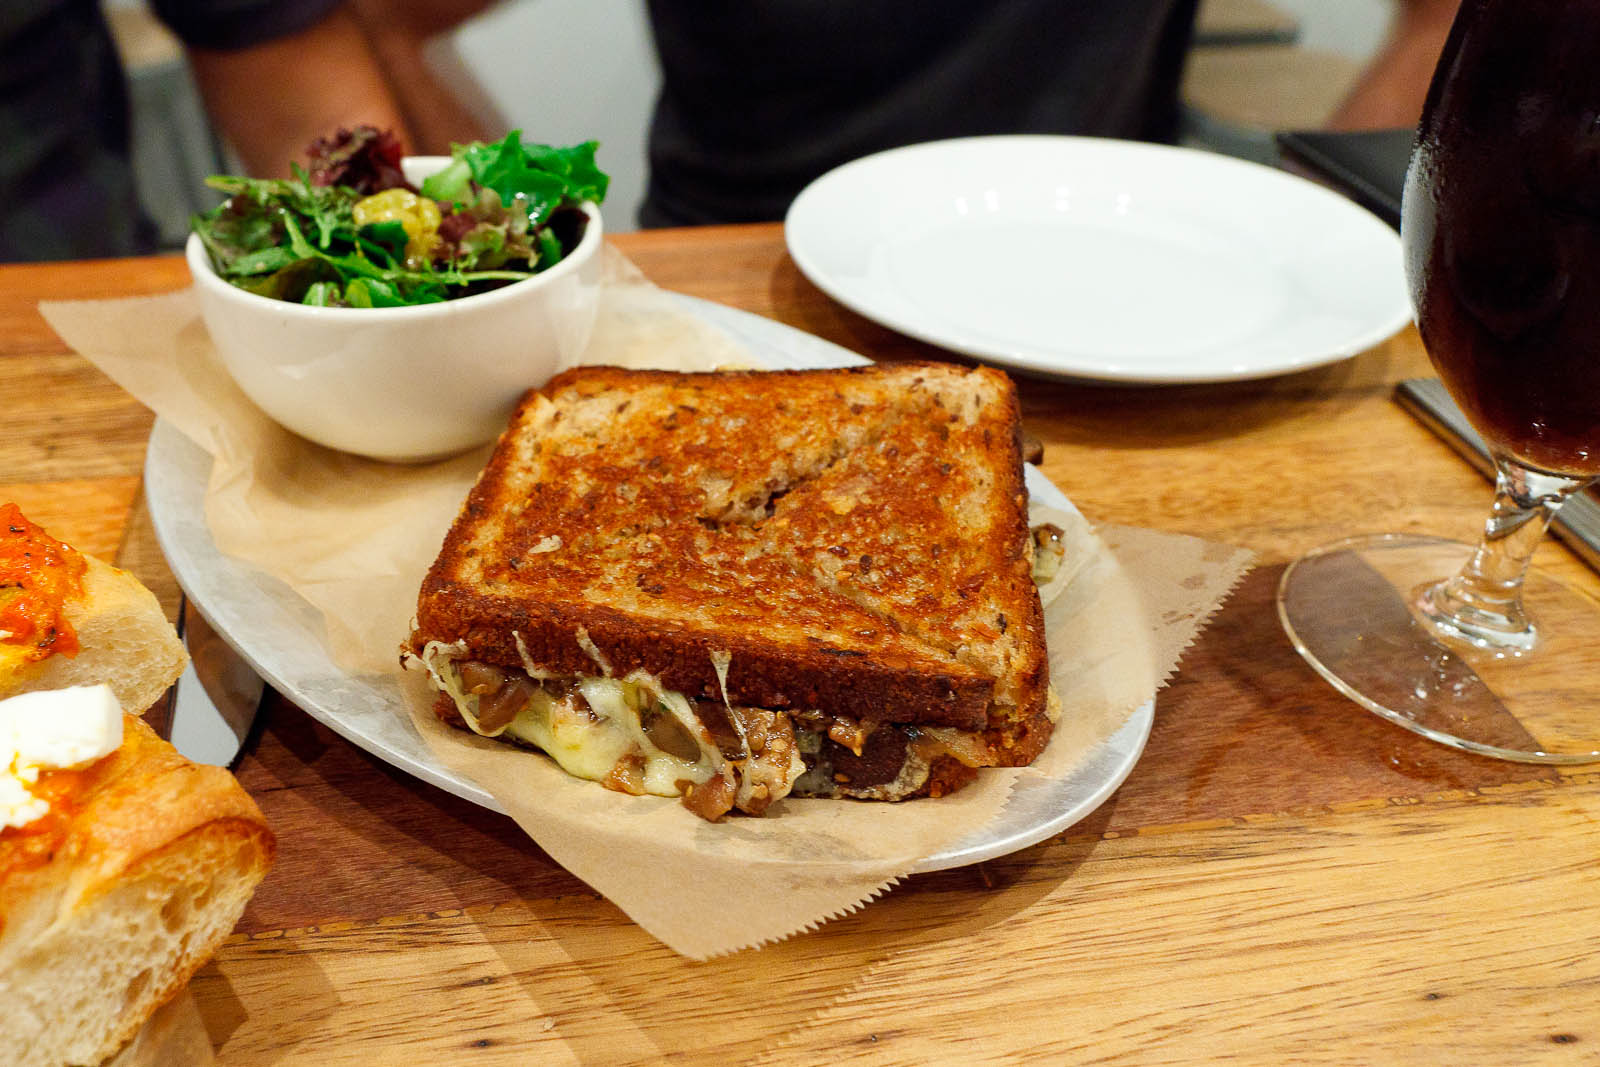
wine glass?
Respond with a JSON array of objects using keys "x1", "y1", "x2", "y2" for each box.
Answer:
[{"x1": 1277, "y1": 0, "x2": 1600, "y2": 763}]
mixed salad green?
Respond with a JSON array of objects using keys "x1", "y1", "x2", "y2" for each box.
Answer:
[{"x1": 192, "y1": 127, "x2": 608, "y2": 307}]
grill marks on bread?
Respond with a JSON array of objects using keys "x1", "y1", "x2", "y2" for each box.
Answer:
[
  {"x1": 762, "y1": 383, "x2": 1046, "y2": 752},
  {"x1": 418, "y1": 363, "x2": 1049, "y2": 749}
]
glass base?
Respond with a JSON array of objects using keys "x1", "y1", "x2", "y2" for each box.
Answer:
[{"x1": 1277, "y1": 533, "x2": 1600, "y2": 764}]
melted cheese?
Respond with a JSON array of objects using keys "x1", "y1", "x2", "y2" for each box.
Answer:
[
  {"x1": 567, "y1": 676, "x2": 718, "y2": 795},
  {"x1": 413, "y1": 642, "x2": 822, "y2": 812},
  {"x1": 0, "y1": 684, "x2": 122, "y2": 830},
  {"x1": 708, "y1": 648, "x2": 748, "y2": 757},
  {"x1": 415, "y1": 643, "x2": 723, "y2": 798},
  {"x1": 574, "y1": 626, "x2": 613, "y2": 676},
  {"x1": 709, "y1": 649, "x2": 733, "y2": 707}
]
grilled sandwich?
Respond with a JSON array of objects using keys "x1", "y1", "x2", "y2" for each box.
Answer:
[{"x1": 404, "y1": 362, "x2": 1058, "y2": 820}]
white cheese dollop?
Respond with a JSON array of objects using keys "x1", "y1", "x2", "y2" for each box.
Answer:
[{"x1": 0, "y1": 684, "x2": 124, "y2": 831}]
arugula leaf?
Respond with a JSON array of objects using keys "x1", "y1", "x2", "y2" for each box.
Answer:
[
  {"x1": 191, "y1": 196, "x2": 282, "y2": 273},
  {"x1": 227, "y1": 245, "x2": 300, "y2": 276},
  {"x1": 234, "y1": 258, "x2": 339, "y2": 303},
  {"x1": 344, "y1": 277, "x2": 413, "y2": 308}
]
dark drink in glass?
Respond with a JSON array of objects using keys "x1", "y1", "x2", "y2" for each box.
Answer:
[
  {"x1": 1404, "y1": 0, "x2": 1600, "y2": 477},
  {"x1": 1278, "y1": 0, "x2": 1600, "y2": 764}
]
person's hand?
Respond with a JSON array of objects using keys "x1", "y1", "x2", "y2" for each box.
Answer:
[{"x1": 1327, "y1": 0, "x2": 1461, "y2": 130}]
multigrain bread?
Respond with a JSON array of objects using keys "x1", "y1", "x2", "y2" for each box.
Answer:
[
  {"x1": 407, "y1": 362, "x2": 1055, "y2": 819},
  {"x1": 1, "y1": 714, "x2": 275, "y2": 1067},
  {"x1": 0, "y1": 504, "x2": 187, "y2": 714}
]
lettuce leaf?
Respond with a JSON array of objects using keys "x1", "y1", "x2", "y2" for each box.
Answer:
[{"x1": 423, "y1": 130, "x2": 608, "y2": 224}]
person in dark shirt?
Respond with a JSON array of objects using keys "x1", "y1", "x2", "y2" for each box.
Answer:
[
  {"x1": 637, "y1": 0, "x2": 1202, "y2": 226},
  {"x1": 2, "y1": 0, "x2": 1463, "y2": 258},
  {"x1": 0, "y1": 0, "x2": 483, "y2": 261},
  {"x1": 354, "y1": 0, "x2": 1462, "y2": 229}
]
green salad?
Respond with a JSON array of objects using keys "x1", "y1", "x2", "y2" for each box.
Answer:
[{"x1": 191, "y1": 127, "x2": 608, "y2": 308}]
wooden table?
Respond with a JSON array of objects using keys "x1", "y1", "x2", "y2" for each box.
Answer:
[{"x1": 5, "y1": 225, "x2": 1599, "y2": 1064}]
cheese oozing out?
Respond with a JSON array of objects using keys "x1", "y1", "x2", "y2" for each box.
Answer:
[
  {"x1": 0, "y1": 684, "x2": 123, "y2": 831},
  {"x1": 407, "y1": 638, "x2": 1009, "y2": 814},
  {"x1": 412, "y1": 640, "x2": 792, "y2": 803}
]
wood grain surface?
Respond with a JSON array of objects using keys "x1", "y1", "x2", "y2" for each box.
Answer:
[{"x1": 4, "y1": 228, "x2": 1598, "y2": 1065}]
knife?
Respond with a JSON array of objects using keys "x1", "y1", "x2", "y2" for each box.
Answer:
[
  {"x1": 148, "y1": 594, "x2": 264, "y2": 766},
  {"x1": 1394, "y1": 377, "x2": 1600, "y2": 573}
]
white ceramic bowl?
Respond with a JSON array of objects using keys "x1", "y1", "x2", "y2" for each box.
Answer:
[{"x1": 186, "y1": 157, "x2": 603, "y2": 462}]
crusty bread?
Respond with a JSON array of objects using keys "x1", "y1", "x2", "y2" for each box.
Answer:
[
  {"x1": 0, "y1": 715, "x2": 275, "y2": 1067},
  {"x1": 0, "y1": 554, "x2": 189, "y2": 716},
  {"x1": 411, "y1": 362, "x2": 1052, "y2": 783},
  {"x1": 0, "y1": 502, "x2": 187, "y2": 719}
]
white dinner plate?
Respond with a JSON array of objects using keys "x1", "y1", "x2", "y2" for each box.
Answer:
[
  {"x1": 785, "y1": 135, "x2": 1412, "y2": 384},
  {"x1": 145, "y1": 293, "x2": 1152, "y2": 872}
]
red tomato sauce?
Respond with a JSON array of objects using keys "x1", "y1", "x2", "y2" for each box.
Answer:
[
  {"x1": 0, "y1": 502, "x2": 86, "y2": 662},
  {"x1": 0, "y1": 767, "x2": 85, "y2": 875}
]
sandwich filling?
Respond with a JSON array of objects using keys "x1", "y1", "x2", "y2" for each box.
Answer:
[{"x1": 410, "y1": 638, "x2": 999, "y2": 820}]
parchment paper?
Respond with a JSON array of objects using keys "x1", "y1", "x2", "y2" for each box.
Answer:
[
  {"x1": 40, "y1": 250, "x2": 1253, "y2": 958},
  {"x1": 111, "y1": 991, "x2": 215, "y2": 1067}
]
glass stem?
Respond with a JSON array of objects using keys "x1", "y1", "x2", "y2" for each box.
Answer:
[{"x1": 1418, "y1": 458, "x2": 1591, "y2": 652}]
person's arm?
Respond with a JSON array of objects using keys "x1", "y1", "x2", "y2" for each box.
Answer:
[
  {"x1": 346, "y1": 0, "x2": 501, "y2": 154},
  {"x1": 1327, "y1": 0, "x2": 1461, "y2": 130},
  {"x1": 182, "y1": 5, "x2": 418, "y2": 175}
]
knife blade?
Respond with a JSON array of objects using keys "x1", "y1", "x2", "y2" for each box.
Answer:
[
  {"x1": 153, "y1": 594, "x2": 264, "y2": 766},
  {"x1": 1394, "y1": 377, "x2": 1600, "y2": 574}
]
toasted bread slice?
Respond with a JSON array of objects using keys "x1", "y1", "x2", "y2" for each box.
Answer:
[
  {"x1": 755, "y1": 369, "x2": 1049, "y2": 764},
  {"x1": 0, "y1": 504, "x2": 187, "y2": 715},
  {"x1": 409, "y1": 362, "x2": 1052, "y2": 814}
]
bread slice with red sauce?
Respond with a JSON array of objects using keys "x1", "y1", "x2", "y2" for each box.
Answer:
[
  {"x1": 1, "y1": 714, "x2": 275, "y2": 1067},
  {"x1": 0, "y1": 503, "x2": 187, "y2": 714},
  {"x1": 0, "y1": 504, "x2": 271, "y2": 1063}
]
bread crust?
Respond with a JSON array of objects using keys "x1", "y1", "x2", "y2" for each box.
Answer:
[
  {"x1": 0, "y1": 716, "x2": 275, "y2": 1065},
  {"x1": 1, "y1": 553, "x2": 188, "y2": 716}
]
